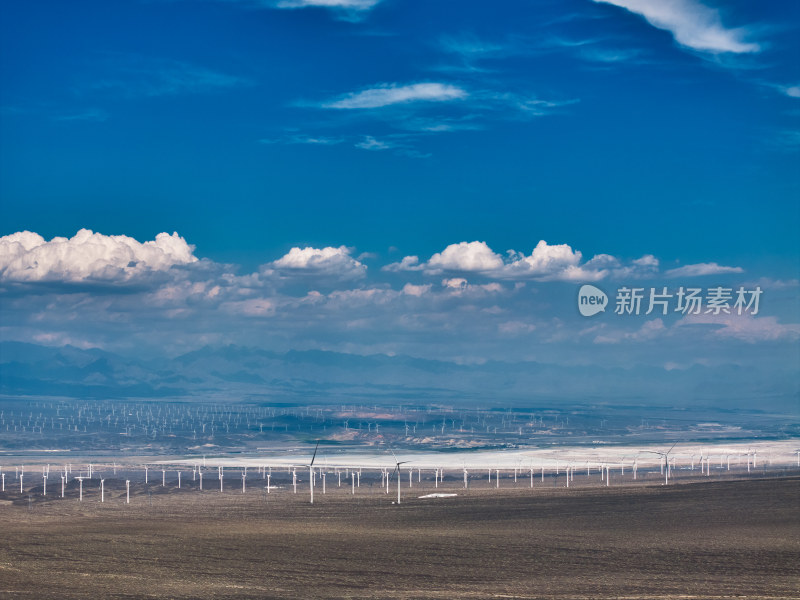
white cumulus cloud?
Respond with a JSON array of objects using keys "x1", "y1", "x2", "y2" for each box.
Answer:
[
  {"x1": 593, "y1": 0, "x2": 760, "y2": 54},
  {"x1": 322, "y1": 83, "x2": 468, "y2": 109},
  {"x1": 0, "y1": 229, "x2": 198, "y2": 283},
  {"x1": 269, "y1": 246, "x2": 366, "y2": 279},
  {"x1": 427, "y1": 241, "x2": 504, "y2": 273},
  {"x1": 382, "y1": 256, "x2": 423, "y2": 272},
  {"x1": 402, "y1": 283, "x2": 431, "y2": 297},
  {"x1": 388, "y1": 240, "x2": 604, "y2": 281},
  {"x1": 382, "y1": 240, "x2": 743, "y2": 282},
  {"x1": 502, "y1": 240, "x2": 583, "y2": 279}
]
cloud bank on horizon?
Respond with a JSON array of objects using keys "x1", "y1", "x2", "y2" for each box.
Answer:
[
  {"x1": 1, "y1": 230, "x2": 797, "y2": 383},
  {"x1": 1, "y1": 230, "x2": 744, "y2": 285}
]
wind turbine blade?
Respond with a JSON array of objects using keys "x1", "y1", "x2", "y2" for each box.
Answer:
[
  {"x1": 666, "y1": 442, "x2": 677, "y2": 456},
  {"x1": 310, "y1": 440, "x2": 321, "y2": 467}
]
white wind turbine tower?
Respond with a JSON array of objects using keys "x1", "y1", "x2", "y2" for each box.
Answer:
[
  {"x1": 76, "y1": 476, "x2": 86, "y2": 501},
  {"x1": 305, "y1": 440, "x2": 321, "y2": 504},
  {"x1": 390, "y1": 449, "x2": 410, "y2": 504},
  {"x1": 643, "y1": 443, "x2": 677, "y2": 485}
]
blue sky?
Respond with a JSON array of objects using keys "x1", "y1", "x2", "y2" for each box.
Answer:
[{"x1": 1, "y1": 0, "x2": 798, "y2": 403}]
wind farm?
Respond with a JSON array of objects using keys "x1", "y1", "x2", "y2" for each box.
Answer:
[
  {"x1": 1, "y1": 460, "x2": 797, "y2": 599},
  {"x1": 1, "y1": 399, "x2": 799, "y2": 598}
]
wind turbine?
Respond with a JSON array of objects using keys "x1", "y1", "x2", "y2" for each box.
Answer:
[
  {"x1": 642, "y1": 442, "x2": 677, "y2": 485},
  {"x1": 75, "y1": 476, "x2": 86, "y2": 501},
  {"x1": 305, "y1": 440, "x2": 321, "y2": 504},
  {"x1": 389, "y1": 449, "x2": 410, "y2": 504}
]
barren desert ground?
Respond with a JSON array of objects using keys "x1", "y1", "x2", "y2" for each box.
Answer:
[{"x1": 1, "y1": 476, "x2": 798, "y2": 599}]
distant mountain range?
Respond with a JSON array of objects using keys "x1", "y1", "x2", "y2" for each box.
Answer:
[{"x1": 0, "y1": 341, "x2": 795, "y2": 411}]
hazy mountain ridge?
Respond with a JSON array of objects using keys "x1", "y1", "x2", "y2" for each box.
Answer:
[{"x1": 0, "y1": 341, "x2": 794, "y2": 410}]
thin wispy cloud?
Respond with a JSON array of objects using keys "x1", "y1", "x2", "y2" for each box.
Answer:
[
  {"x1": 439, "y1": 33, "x2": 508, "y2": 58},
  {"x1": 397, "y1": 116, "x2": 483, "y2": 133},
  {"x1": 52, "y1": 109, "x2": 109, "y2": 123},
  {"x1": 276, "y1": 0, "x2": 380, "y2": 8},
  {"x1": 592, "y1": 0, "x2": 760, "y2": 55},
  {"x1": 87, "y1": 56, "x2": 249, "y2": 98},
  {"x1": 665, "y1": 263, "x2": 744, "y2": 278},
  {"x1": 182, "y1": 0, "x2": 383, "y2": 21},
  {"x1": 782, "y1": 85, "x2": 800, "y2": 99},
  {"x1": 436, "y1": 33, "x2": 515, "y2": 72},
  {"x1": 274, "y1": 0, "x2": 382, "y2": 20},
  {"x1": 577, "y1": 46, "x2": 645, "y2": 64},
  {"x1": 259, "y1": 134, "x2": 344, "y2": 145},
  {"x1": 771, "y1": 130, "x2": 800, "y2": 150},
  {"x1": 321, "y1": 83, "x2": 468, "y2": 109},
  {"x1": 480, "y1": 92, "x2": 579, "y2": 117},
  {"x1": 354, "y1": 135, "x2": 393, "y2": 151},
  {"x1": 2, "y1": 104, "x2": 110, "y2": 123}
]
